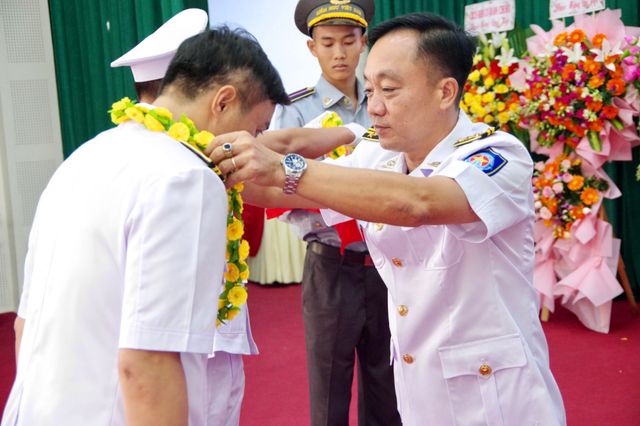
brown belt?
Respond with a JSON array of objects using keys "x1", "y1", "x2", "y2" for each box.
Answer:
[{"x1": 308, "y1": 241, "x2": 374, "y2": 267}]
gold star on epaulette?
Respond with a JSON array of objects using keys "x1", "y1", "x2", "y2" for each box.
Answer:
[
  {"x1": 453, "y1": 127, "x2": 496, "y2": 148},
  {"x1": 362, "y1": 127, "x2": 379, "y2": 142}
]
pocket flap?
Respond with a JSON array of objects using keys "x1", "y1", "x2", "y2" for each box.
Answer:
[{"x1": 438, "y1": 334, "x2": 527, "y2": 379}]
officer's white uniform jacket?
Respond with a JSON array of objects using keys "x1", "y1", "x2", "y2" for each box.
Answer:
[
  {"x1": 2, "y1": 120, "x2": 228, "y2": 425},
  {"x1": 322, "y1": 112, "x2": 566, "y2": 426}
]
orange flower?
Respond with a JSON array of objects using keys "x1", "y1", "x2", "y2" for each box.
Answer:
[
  {"x1": 548, "y1": 115, "x2": 561, "y2": 126},
  {"x1": 583, "y1": 58, "x2": 602, "y2": 75},
  {"x1": 562, "y1": 63, "x2": 577, "y2": 79},
  {"x1": 601, "y1": 105, "x2": 619, "y2": 119},
  {"x1": 580, "y1": 187, "x2": 599, "y2": 205},
  {"x1": 586, "y1": 99, "x2": 603, "y2": 113},
  {"x1": 592, "y1": 33, "x2": 607, "y2": 49},
  {"x1": 588, "y1": 120, "x2": 604, "y2": 132},
  {"x1": 568, "y1": 175, "x2": 585, "y2": 191},
  {"x1": 606, "y1": 78, "x2": 626, "y2": 96},
  {"x1": 569, "y1": 29, "x2": 586, "y2": 44},
  {"x1": 588, "y1": 75, "x2": 605, "y2": 89},
  {"x1": 569, "y1": 206, "x2": 586, "y2": 220},
  {"x1": 554, "y1": 32, "x2": 568, "y2": 47}
]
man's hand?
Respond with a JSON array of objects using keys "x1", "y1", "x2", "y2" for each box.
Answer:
[
  {"x1": 205, "y1": 131, "x2": 285, "y2": 188},
  {"x1": 118, "y1": 349, "x2": 188, "y2": 426}
]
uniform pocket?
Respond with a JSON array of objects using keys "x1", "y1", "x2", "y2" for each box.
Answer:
[{"x1": 438, "y1": 334, "x2": 527, "y2": 426}]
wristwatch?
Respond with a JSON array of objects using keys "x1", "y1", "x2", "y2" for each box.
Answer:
[{"x1": 281, "y1": 153, "x2": 307, "y2": 194}]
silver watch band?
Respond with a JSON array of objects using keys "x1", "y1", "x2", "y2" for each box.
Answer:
[{"x1": 283, "y1": 174, "x2": 301, "y2": 194}]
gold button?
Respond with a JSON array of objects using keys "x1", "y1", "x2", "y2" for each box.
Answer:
[
  {"x1": 479, "y1": 363, "x2": 492, "y2": 377},
  {"x1": 392, "y1": 258, "x2": 403, "y2": 267},
  {"x1": 402, "y1": 354, "x2": 414, "y2": 364},
  {"x1": 375, "y1": 223, "x2": 384, "y2": 231},
  {"x1": 398, "y1": 305, "x2": 408, "y2": 316}
]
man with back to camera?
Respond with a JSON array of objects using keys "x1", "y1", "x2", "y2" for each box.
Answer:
[
  {"x1": 110, "y1": 9, "x2": 260, "y2": 425},
  {"x1": 272, "y1": 1, "x2": 401, "y2": 425},
  {"x1": 207, "y1": 12, "x2": 566, "y2": 426},
  {"x1": 2, "y1": 26, "x2": 287, "y2": 426}
]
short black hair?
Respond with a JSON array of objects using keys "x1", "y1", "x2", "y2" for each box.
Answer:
[
  {"x1": 369, "y1": 13, "x2": 476, "y2": 101},
  {"x1": 161, "y1": 26, "x2": 289, "y2": 108}
]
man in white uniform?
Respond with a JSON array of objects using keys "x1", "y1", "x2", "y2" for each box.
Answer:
[
  {"x1": 207, "y1": 13, "x2": 566, "y2": 426},
  {"x1": 2, "y1": 26, "x2": 287, "y2": 425},
  {"x1": 111, "y1": 10, "x2": 259, "y2": 425}
]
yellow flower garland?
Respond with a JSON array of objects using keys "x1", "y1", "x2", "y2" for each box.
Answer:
[
  {"x1": 109, "y1": 97, "x2": 249, "y2": 326},
  {"x1": 321, "y1": 112, "x2": 354, "y2": 159}
]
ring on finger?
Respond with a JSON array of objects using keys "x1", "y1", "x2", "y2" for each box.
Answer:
[
  {"x1": 230, "y1": 156, "x2": 238, "y2": 172},
  {"x1": 222, "y1": 142, "x2": 233, "y2": 158}
]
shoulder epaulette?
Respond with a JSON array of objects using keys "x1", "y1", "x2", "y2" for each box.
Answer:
[
  {"x1": 362, "y1": 127, "x2": 379, "y2": 142},
  {"x1": 453, "y1": 127, "x2": 495, "y2": 148},
  {"x1": 288, "y1": 87, "x2": 315, "y2": 103}
]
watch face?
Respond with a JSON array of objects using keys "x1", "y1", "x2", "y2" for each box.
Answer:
[{"x1": 284, "y1": 153, "x2": 306, "y2": 171}]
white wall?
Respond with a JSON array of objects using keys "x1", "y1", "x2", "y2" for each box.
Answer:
[
  {"x1": 0, "y1": 0, "x2": 64, "y2": 313},
  {"x1": 208, "y1": 0, "x2": 321, "y2": 93}
]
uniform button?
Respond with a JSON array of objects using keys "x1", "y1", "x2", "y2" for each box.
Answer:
[
  {"x1": 375, "y1": 223, "x2": 384, "y2": 231},
  {"x1": 402, "y1": 354, "x2": 414, "y2": 364},
  {"x1": 323, "y1": 97, "x2": 333, "y2": 107},
  {"x1": 479, "y1": 363, "x2": 492, "y2": 377},
  {"x1": 397, "y1": 305, "x2": 409, "y2": 316},
  {"x1": 392, "y1": 257, "x2": 403, "y2": 267}
]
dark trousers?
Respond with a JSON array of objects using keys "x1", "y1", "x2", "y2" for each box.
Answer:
[{"x1": 302, "y1": 241, "x2": 401, "y2": 426}]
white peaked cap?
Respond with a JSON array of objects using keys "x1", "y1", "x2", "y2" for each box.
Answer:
[{"x1": 110, "y1": 8, "x2": 208, "y2": 82}]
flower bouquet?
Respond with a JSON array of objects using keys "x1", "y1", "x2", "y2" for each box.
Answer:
[
  {"x1": 532, "y1": 156, "x2": 609, "y2": 240},
  {"x1": 460, "y1": 32, "x2": 528, "y2": 144},
  {"x1": 519, "y1": 9, "x2": 640, "y2": 167}
]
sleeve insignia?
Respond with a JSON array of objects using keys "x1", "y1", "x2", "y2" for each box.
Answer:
[
  {"x1": 362, "y1": 127, "x2": 379, "y2": 142},
  {"x1": 453, "y1": 127, "x2": 495, "y2": 148},
  {"x1": 463, "y1": 147, "x2": 507, "y2": 176},
  {"x1": 287, "y1": 87, "x2": 316, "y2": 103}
]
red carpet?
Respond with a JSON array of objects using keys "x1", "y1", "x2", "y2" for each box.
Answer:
[{"x1": 2, "y1": 284, "x2": 639, "y2": 425}]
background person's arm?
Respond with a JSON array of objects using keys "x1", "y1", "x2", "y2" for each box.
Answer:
[
  {"x1": 258, "y1": 126, "x2": 357, "y2": 158},
  {"x1": 118, "y1": 349, "x2": 188, "y2": 426}
]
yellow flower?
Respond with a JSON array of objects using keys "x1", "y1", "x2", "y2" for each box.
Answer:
[
  {"x1": 218, "y1": 299, "x2": 226, "y2": 310},
  {"x1": 226, "y1": 308, "x2": 240, "y2": 321},
  {"x1": 239, "y1": 260, "x2": 249, "y2": 281},
  {"x1": 471, "y1": 105, "x2": 487, "y2": 118},
  {"x1": 238, "y1": 239, "x2": 250, "y2": 260},
  {"x1": 494, "y1": 84, "x2": 509, "y2": 94},
  {"x1": 125, "y1": 107, "x2": 144, "y2": 123},
  {"x1": 321, "y1": 111, "x2": 343, "y2": 128},
  {"x1": 153, "y1": 107, "x2": 173, "y2": 120},
  {"x1": 460, "y1": 102, "x2": 469, "y2": 113},
  {"x1": 224, "y1": 262, "x2": 240, "y2": 282},
  {"x1": 479, "y1": 67, "x2": 489, "y2": 76},
  {"x1": 111, "y1": 98, "x2": 128, "y2": 112},
  {"x1": 193, "y1": 130, "x2": 214, "y2": 150},
  {"x1": 497, "y1": 101, "x2": 506, "y2": 112},
  {"x1": 111, "y1": 111, "x2": 128, "y2": 125},
  {"x1": 167, "y1": 122, "x2": 190, "y2": 141},
  {"x1": 498, "y1": 111, "x2": 511, "y2": 124},
  {"x1": 334, "y1": 145, "x2": 347, "y2": 157},
  {"x1": 228, "y1": 286, "x2": 248, "y2": 307},
  {"x1": 233, "y1": 182, "x2": 244, "y2": 192},
  {"x1": 484, "y1": 114, "x2": 495, "y2": 123},
  {"x1": 227, "y1": 217, "x2": 244, "y2": 240},
  {"x1": 484, "y1": 77, "x2": 495, "y2": 88},
  {"x1": 137, "y1": 105, "x2": 149, "y2": 114},
  {"x1": 468, "y1": 70, "x2": 481, "y2": 82},
  {"x1": 501, "y1": 66, "x2": 510, "y2": 75},
  {"x1": 463, "y1": 92, "x2": 475, "y2": 105},
  {"x1": 143, "y1": 114, "x2": 165, "y2": 132},
  {"x1": 509, "y1": 103, "x2": 519, "y2": 112}
]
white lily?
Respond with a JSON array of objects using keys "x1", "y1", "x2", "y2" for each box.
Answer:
[
  {"x1": 561, "y1": 43, "x2": 585, "y2": 64},
  {"x1": 590, "y1": 39, "x2": 623, "y2": 72},
  {"x1": 496, "y1": 46, "x2": 519, "y2": 68}
]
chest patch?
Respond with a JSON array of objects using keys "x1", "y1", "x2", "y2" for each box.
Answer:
[{"x1": 464, "y1": 148, "x2": 507, "y2": 176}]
